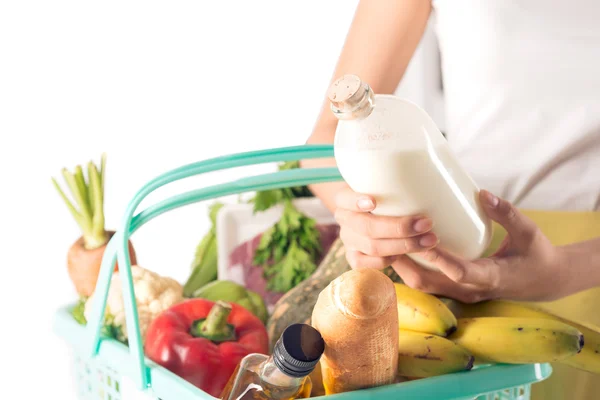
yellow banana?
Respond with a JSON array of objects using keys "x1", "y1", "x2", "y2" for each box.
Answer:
[
  {"x1": 394, "y1": 283, "x2": 457, "y2": 336},
  {"x1": 450, "y1": 317, "x2": 584, "y2": 364},
  {"x1": 443, "y1": 299, "x2": 600, "y2": 374},
  {"x1": 397, "y1": 329, "x2": 474, "y2": 378}
]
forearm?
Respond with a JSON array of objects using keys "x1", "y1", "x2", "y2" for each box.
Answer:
[
  {"x1": 301, "y1": 0, "x2": 432, "y2": 213},
  {"x1": 561, "y1": 237, "x2": 600, "y2": 294}
]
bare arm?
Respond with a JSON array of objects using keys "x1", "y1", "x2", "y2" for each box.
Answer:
[
  {"x1": 302, "y1": 0, "x2": 432, "y2": 212},
  {"x1": 561, "y1": 237, "x2": 600, "y2": 294}
]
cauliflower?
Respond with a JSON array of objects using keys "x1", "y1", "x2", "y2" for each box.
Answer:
[{"x1": 84, "y1": 265, "x2": 183, "y2": 343}]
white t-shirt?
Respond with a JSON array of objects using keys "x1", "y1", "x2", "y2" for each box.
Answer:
[{"x1": 432, "y1": 0, "x2": 600, "y2": 211}]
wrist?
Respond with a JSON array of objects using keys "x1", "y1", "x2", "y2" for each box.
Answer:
[
  {"x1": 554, "y1": 246, "x2": 582, "y2": 297},
  {"x1": 558, "y1": 240, "x2": 600, "y2": 295}
]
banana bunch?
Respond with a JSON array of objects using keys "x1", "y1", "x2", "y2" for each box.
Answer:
[
  {"x1": 393, "y1": 283, "x2": 472, "y2": 378},
  {"x1": 397, "y1": 330, "x2": 474, "y2": 378},
  {"x1": 451, "y1": 317, "x2": 583, "y2": 364},
  {"x1": 444, "y1": 299, "x2": 600, "y2": 374},
  {"x1": 391, "y1": 283, "x2": 600, "y2": 379},
  {"x1": 394, "y1": 283, "x2": 457, "y2": 336}
]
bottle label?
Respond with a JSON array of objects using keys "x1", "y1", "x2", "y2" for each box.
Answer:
[
  {"x1": 351, "y1": 104, "x2": 404, "y2": 149},
  {"x1": 359, "y1": 131, "x2": 399, "y2": 146}
]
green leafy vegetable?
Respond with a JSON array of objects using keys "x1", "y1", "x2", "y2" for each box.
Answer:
[
  {"x1": 71, "y1": 297, "x2": 87, "y2": 325},
  {"x1": 253, "y1": 201, "x2": 321, "y2": 293},
  {"x1": 263, "y1": 234, "x2": 320, "y2": 293},
  {"x1": 103, "y1": 313, "x2": 125, "y2": 343},
  {"x1": 248, "y1": 161, "x2": 321, "y2": 293},
  {"x1": 251, "y1": 189, "x2": 288, "y2": 213},
  {"x1": 184, "y1": 201, "x2": 223, "y2": 296},
  {"x1": 184, "y1": 160, "x2": 321, "y2": 294},
  {"x1": 70, "y1": 298, "x2": 125, "y2": 342},
  {"x1": 249, "y1": 161, "x2": 313, "y2": 213},
  {"x1": 190, "y1": 202, "x2": 223, "y2": 271}
]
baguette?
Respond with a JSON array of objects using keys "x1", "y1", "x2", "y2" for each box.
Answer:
[{"x1": 311, "y1": 268, "x2": 398, "y2": 394}]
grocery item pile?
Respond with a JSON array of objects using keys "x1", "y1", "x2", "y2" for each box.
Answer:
[{"x1": 54, "y1": 156, "x2": 600, "y2": 399}]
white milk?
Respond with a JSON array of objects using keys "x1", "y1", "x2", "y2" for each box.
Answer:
[
  {"x1": 329, "y1": 75, "x2": 491, "y2": 270},
  {"x1": 335, "y1": 146, "x2": 491, "y2": 263}
]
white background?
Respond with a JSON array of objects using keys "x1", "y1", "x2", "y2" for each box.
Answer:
[{"x1": 0, "y1": 1, "x2": 442, "y2": 398}]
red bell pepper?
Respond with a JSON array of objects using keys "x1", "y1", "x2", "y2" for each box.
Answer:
[{"x1": 144, "y1": 298, "x2": 269, "y2": 397}]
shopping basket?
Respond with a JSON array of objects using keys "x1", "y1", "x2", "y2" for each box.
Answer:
[{"x1": 53, "y1": 144, "x2": 552, "y2": 400}]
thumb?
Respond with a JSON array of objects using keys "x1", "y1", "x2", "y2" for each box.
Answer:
[{"x1": 479, "y1": 190, "x2": 538, "y2": 249}]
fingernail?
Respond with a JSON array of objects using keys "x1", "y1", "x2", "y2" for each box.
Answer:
[
  {"x1": 483, "y1": 190, "x2": 499, "y2": 208},
  {"x1": 357, "y1": 197, "x2": 375, "y2": 211},
  {"x1": 413, "y1": 218, "x2": 433, "y2": 233},
  {"x1": 419, "y1": 233, "x2": 438, "y2": 248}
]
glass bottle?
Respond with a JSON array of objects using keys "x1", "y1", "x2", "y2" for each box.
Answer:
[
  {"x1": 220, "y1": 323, "x2": 325, "y2": 400},
  {"x1": 329, "y1": 74, "x2": 492, "y2": 270}
]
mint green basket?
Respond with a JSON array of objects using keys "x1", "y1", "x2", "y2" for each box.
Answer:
[{"x1": 53, "y1": 144, "x2": 552, "y2": 400}]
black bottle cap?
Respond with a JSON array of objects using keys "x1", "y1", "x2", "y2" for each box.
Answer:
[{"x1": 272, "y1": 323, "x2": 325, "y2": 378}]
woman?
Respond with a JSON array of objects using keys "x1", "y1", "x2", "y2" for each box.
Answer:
[{"x1": 302, "y1": 1, "x2": 600, "y2": 399}]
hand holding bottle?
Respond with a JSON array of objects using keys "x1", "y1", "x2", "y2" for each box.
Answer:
[
  {"x1": 329, "y1": 75, "x2": 492, "y2": 271},
  {"x1": 375, "y1": 191, "x2": 584, "y2": 304},
  {"x1": 334, "y1": 186, "x2": 439, "y2": 270}
]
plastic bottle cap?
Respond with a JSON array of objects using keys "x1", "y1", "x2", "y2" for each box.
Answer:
[{"x1": 273, "y1": 323, "x2": 325, "y2": 378}]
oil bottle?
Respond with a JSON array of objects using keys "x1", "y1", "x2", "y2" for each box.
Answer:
[{"x1": 220, "y1": 323, "x2": 325, "y2": 400}]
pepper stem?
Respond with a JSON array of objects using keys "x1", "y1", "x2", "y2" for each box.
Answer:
[{"x1": 190, "y1": 301, "x2": 236, "y2": 342}]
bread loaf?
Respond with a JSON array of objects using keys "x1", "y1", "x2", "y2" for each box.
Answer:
[
  {"x1": 267, "y1": 238, "x2": 404, "y2": 351},
  {"x1": 311, "y1": 268, "x2": 398, "y2": 394}
]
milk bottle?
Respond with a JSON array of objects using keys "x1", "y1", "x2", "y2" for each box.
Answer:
[{"x1": 329, "y1": 75, "x2": 491, "y2": 270}]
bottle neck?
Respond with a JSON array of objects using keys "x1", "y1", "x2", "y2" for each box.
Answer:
[{"x1": 259, "y1": 355, "x2": 307, "y2": 388}]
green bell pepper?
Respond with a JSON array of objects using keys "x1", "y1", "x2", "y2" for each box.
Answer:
[{"x1": 192, "y1": 280, "x2": 269, "y2": 324}]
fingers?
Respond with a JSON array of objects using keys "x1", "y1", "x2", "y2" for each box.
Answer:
[
  {"x1": 391, "y1": 257, "x2": 489, "y2": 304},
  {"x1": 335, "y1": 187, "x2": 376, "y2": 212},
  {"x1": 391, "y1": 256, "x2": 445, "y2": 293},
  {"x1": 479, "y1": 190, "x2": 540, "y2": 249},
  {"x1": 340, "y1": 228, "x2": 438, "y2": 258},
  {"x1": 335, "y1": 208, "x2": 433, "y2": 239},
  {"x1": 416, "y1": 248, "x2": 501, "y2": 290},
  {"x1": 334, "y1": 187, "x2": 437, "y2": 268},
  {"x1": 345, "y1": 250, "x2": 394, "y2": 270}
]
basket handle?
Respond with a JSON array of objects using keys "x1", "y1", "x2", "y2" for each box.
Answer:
[{"x1": 85, "y1": 144, "x2": 344, "y2": 390}]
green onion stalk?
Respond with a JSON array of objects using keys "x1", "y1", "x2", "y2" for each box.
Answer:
[
  {"x1": 52, "y1": 153, "x2": 108, "y2": 249},
  {"x1": 52, "y1": 154, "x2": 137, "y2": 298}
]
